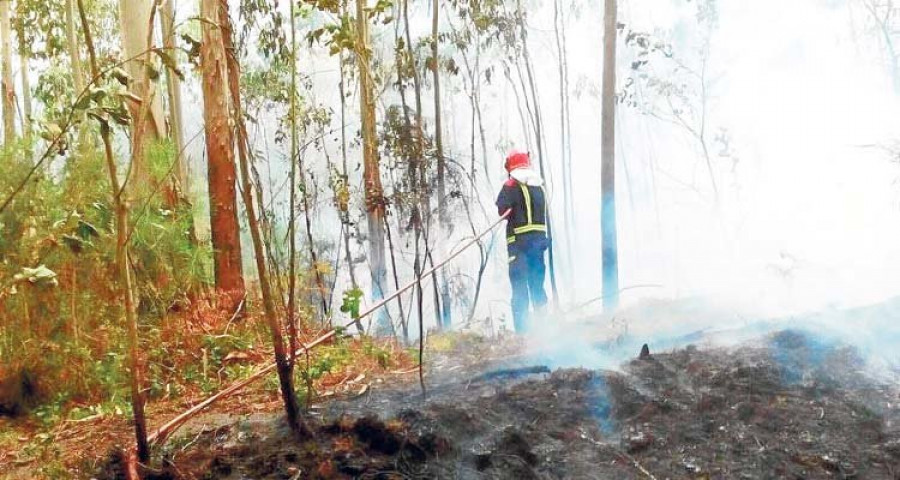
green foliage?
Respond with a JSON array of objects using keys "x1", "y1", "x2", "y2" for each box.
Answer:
[
  {"x1": 0, "y1": 138, "x2": 211, "y2": 418},
  {"x1": 339, "y1": 287, "x2": 364, "y2": 319}
]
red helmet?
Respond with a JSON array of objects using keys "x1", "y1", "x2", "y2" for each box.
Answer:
[{"x1": 504, "y1": 150, "x2": 530, "y2": 173}]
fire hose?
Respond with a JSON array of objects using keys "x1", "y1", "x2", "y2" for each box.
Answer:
[{"x1": 145, "y1": 209, "x2": 512, "y2": 449}]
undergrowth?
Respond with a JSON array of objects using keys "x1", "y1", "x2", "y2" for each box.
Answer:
[{"x1": 0, "y1": 139, "x2": 211, "y2": 416}]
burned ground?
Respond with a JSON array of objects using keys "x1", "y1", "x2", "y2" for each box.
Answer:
[{"x1": 100, "y1": 329, "x2": 900, "y2": 479}]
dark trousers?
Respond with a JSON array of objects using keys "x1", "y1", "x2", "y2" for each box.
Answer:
[{"x1": 508, "y1": 237, "x2": 548, "y2": 333}]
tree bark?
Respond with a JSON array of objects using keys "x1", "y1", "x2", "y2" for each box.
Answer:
[
  {"x1": 356, "y1": 0, "x2": 389, "y2": 335},
  {"x1": 14, "y1": 7, "x2": 30, "y2": 139},
  {"x1": 337, "y1": 42, "x2": 358, "y2": 291},
  {"x1": 65, "y1": 0, "x2": 86, "y2": 95},
  {"x1": 161, "y1": 0, "x2": 188, "y2": 191},
  {"x1": 1, "y1": 0, "x2": 15, "y2": 143},
  {"x1": 118, "y1": 0, "x2": 166, "y2": 138},
  {"x1": 76, "y1": 0, "x2": 149, "y2": 462},
  {"x1": 432, "y1": 0, "x2": 452, "y2": 329},
  {"x1": 288, "y1": 0, "x2": 299, "y2": 356},
  {"x1": 601, "y1": 0, "x2": 620, "y2": 310},
  {"x1": 200, "y1": 0, "x2": 244, "y2": 296},
  {"x1": 66, "y1": 0, "x2": 89, "y2": 147},
  {"x1": 553, "y1": 0, "x2": 575, "y2": 279},
  {"x1": 119, "y1": 0, "x2": 167, "y2": 186},
  {"x1": 18, "y1": 50, "x2": 30, "y2": 138},
  {"x1": 219, "y1": 0, "x2": 309, "y2": 438}
]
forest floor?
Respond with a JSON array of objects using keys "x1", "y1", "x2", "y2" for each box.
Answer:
[
  {"x1": 5, "y1": 301, "x2": 900, "y2": 479},
  {"x1": 106, "y1": 323, "x2": 900, "y2": 479}
]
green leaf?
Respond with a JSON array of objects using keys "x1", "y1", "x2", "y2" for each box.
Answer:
[{"x1": 340, "y1": 288, "x2": 364, "y2": 320}]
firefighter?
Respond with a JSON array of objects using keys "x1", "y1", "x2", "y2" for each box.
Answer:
[{"x1": 496, "y1": 151, "x2": 549, "y2": 333}]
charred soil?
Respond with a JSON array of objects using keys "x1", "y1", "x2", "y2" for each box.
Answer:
[{"x1": 98, "y1": 330, "x2": 900, "y2": 479}]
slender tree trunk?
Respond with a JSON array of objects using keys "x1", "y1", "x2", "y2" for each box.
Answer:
[
  {"x1": 553, "y1": 0, "x2": 575, "y2": 281},
  {"x1": 118, "y1": 0, "x2": 166, "y2": 182},
  {"x1": 559, "y1": 6, "x2": 575, "y2": 242},
  {"x1": 300, "y1": 162, "x2": 329, "y2": 318},
  {"x1": 1, "y1": 0, "x2": 15, "y2": 143},
  {"x1": 76, "y1": 0, "x2": 149, "y2": 463},
  {"x1": 66, "y1": 0, "x2": 88, "y2": 148},
  {"x1": 356, "y1": 0, "x2": 389, "y2": 335},
  {"x1": 601, "y1": 0, "x2": 619, "y2": 310},
  {"x1": 383, "y1": 217, "x2": 404, "y2": 339},
  {"x1": 337, "y1": 48, "x2": 358, "y2": 290},
  {"x1": 288, "y1": 0, "x2": 299, "y2": 357},
  {"x1": 414, "y1": 222, "x2": 425, "y2": 396},
  {"x1": 404, "y1": 0, "x2": 441, "y2": 330},
  {"x1": 161, "y1": 0, "x2": 188, "y2": 191},
  {"x1": 200, "y1": 0, "x2": 244, "y2": 296},
  {"x1": 18, "y1": 52, "x2": 30, "y2": 138},
  {"x1": 432, "y1": 0, "x2": 446, "y2": 209},
  {"x1": 15, "y1": 8, "x2": 31, "y2": 140},
  {"x1": 66, "y1": 0, "x2": 85, "y2": 95},
  {"x1": 219, "y1": 0, "x2": 309, "y2": 438},
  {"x1": 516, "y1": 3, "x2": 560, "y2": 307},
  {"x1": 431, "y1": 0, "x2": 453, "y2": 329}
]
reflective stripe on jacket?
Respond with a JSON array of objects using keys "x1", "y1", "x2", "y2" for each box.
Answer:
[{"x1": 496, "y1": 179, "x2": 547, "y2": 246}]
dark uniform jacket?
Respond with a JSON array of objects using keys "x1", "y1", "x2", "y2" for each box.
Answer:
[{"x1": 496, "y1": 178, "x2": 549, "y2": 252}]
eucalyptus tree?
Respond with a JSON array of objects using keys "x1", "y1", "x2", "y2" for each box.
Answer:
[
  {"x1": 75, "y1": 0, "x2": 150, "y2": 462},
  {"x1": 1, "y1": 0, "x2": 15, "y2": 143},
  {"x1": 601, "y1": 0, "x2": 619, "y2": 310},
  {"x1": 432, "y1": 0, "x2": 453, "y2": 329},
  {"x1": 118, "y1": 0, "x2": 168, "y2": 184},
  {"x1": 160, "y1": 0, "x2": 188, "y2": 190},
  {"x1": 199, "y1": 0, "x2": 245, "y2": 297},
  {"x1": 220, "y1": 0, "x2": 313, "y2": 439},
  {"x1": 356, "y1": 0, "x2": 391, "y2": 335}
]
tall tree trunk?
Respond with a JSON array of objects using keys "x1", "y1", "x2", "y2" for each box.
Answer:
[
  {"x1": 356, "y1": 0, "x2": 389, "y2": 335},
  {"x1": 66, "y1": 0, "x2": 88, "y2": 147},
  {"x1": 1, "y1": 0, "x2": 15, "y2": 143},
  {"x1": 516, "y1": 2, "x2": 560, "y2": 307},
  {"x1": 431, "y1": 0, "x2": 445, "y2": 208},
  {"x1": 219, "y1": 0, "x2": 309, "y2": 438},
  {"x1": 200, "y1": 0, "x2": 244, "y2": 297},
  {"x1": 404, "y1": 0, "x2": 442, "y2": 330},
  {"x1": 66, "y1": 0, "x2": 86, "y2": 95},
  {"x1": 553, "y1": 0, "x2": 575, "y2": 281},
  {"x1": 288, "y1": 0, "x2": 299, "y2": 357},
  {"x1": 300, "y1": 162, "x2": 329, "y2": 318},
  {"x1": 18, "y1": 50, "x2": 30, "y2": 138},
  {"x1": 161, "y1": 0, "x2": 188, "y2": 191},
  {"x1": 338, "y1": 45, "x2": 358, "y2": 291},
  {"x1": 76, "y1": 0, "x2": 149, "y2": 463},
  {"x1": 119, "y1": 0, "x2": 166, "y2": 183},
  {"x1": 431, "y1": 0, "x2": 452, "y2": 329},
  {"x1": 383, "y1": 217, "x2": 404, "y2": 339},
  {"x1": 601, "y1": 0, "x2": 619, "y2": 310},
  {"x1": 14, "y1": 7, "x2": 30, "y2": 140}
]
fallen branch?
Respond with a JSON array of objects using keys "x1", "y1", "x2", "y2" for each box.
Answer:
[
  {"x1": 147, "y1": 331, "x2": 337, "y2": 448},
  {"x1": 141, "y1": 210, "x2": 511, "y2": 452}
]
